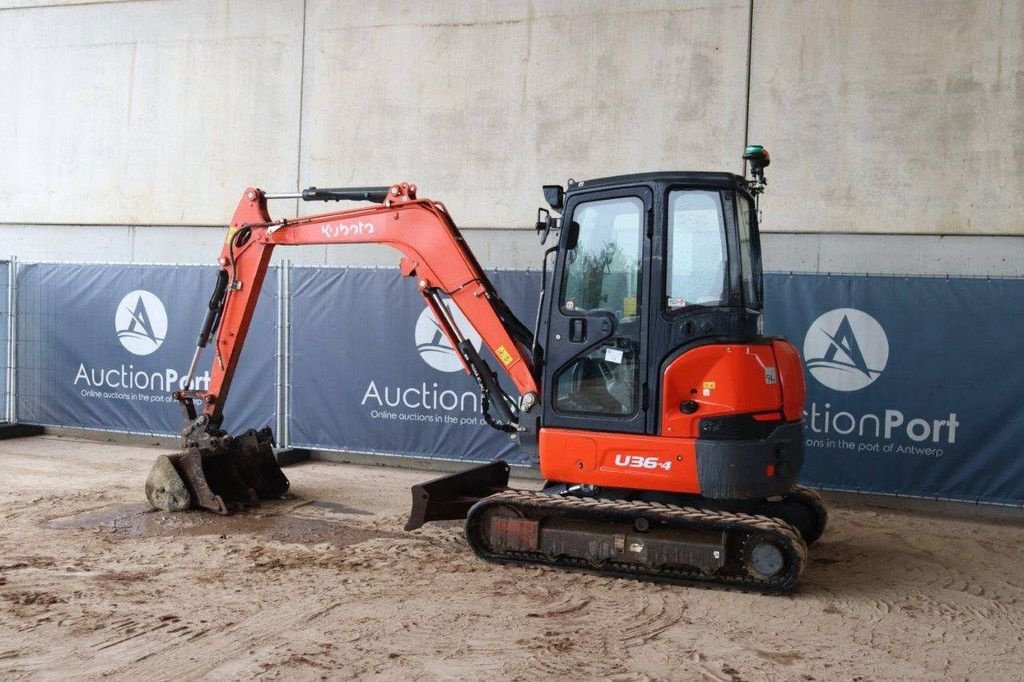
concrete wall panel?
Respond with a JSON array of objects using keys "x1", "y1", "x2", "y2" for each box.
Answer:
[
  {"x1": 0, "y1": 1, "x2": 136, "y2": 8},
  {"x1": 0, "y1": 0, "x2": 304, "y2": 225},
  {"x1": 299, "y1": 0, "x2": 751, "y2": 227},
  {"x1": 9, "y1": 223, "x2": 1024, "y2": 279},
  {"x1": 749, "y1": 0, "x2": 1024, "y2": 235}
]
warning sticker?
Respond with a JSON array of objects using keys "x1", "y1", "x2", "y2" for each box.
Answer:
[{"x1": 495, "y1": 345, "x2": 515, "y2": 366}]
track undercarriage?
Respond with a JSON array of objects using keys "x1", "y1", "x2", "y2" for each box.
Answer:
[
  {"x1": 467, "y1": 491, "x2": 806, "y2": 593},
  {"x1": 546, "y1": 484, "x2": 830, "y2": 546},
  {"x1": 407, "y1": 463, "x2": 827, "y2": 594}
]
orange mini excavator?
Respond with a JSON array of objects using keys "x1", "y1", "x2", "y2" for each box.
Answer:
[{"x1": 145, "y1": 147, "x2": 827, "y2": 592}]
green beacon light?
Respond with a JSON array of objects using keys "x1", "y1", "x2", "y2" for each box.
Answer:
[{"x1": 743, "y1": 144, "x2": 770, "y2": 194}]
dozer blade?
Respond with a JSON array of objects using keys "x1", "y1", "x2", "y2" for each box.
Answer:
[
  {"x1": 404, "y1": 461, "x2": 510, "y2": 531},
  {"x1": 145, "y1": 427, "x2": 289, "y2": 514}
]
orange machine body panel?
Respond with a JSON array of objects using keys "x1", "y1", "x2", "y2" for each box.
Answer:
[
  {"x1": 770, "y1": 339, "x2": 806, "y2": 421},
  {"x1": 539, "y1": 428, "x2": 701, "y2": 494},
  {"x1": 539, "y1": 342, "x2": 803, "y2": 495},
  {"x1": 661, "y1": 343, "x2": 784, "y2": 438}
]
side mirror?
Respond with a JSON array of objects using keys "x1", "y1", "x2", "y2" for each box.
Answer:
[
  {"x1": 536, "y1": 208, "x2": 560, "y2": 245},
  {"x1": 543, "y1": 185, "x2": 564, "y2": 210}
]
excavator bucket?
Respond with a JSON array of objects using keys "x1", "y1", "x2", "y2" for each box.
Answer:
[
  {"x1": 145, "y1": 427, "x2": 289, "y2": 515},
  {"x1": 404, "y1": 461, "x2": 510, "y2": 531}
]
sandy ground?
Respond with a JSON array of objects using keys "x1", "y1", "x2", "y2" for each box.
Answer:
[{"x1": 1, "y1": 436, "x2": 1023, "y2": 680}]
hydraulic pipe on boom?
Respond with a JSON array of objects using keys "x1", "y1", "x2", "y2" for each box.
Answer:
[{"x1": 145, "y1": 182, "x2": 539, "y2": 514}]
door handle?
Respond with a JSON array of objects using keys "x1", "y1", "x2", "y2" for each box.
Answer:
[{"x1": 569, "y1": 318, "x2": 586, "y2": 343}]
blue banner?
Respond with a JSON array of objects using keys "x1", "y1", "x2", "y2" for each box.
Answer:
[
  {"x1": 16, "y1": 263, "x2": 277, "y2": 436},
  {"x1": 764, "y1": 273, "x2": 1024, "y2": 505},
  {"x1": 9, "y1": 261, "x2": 1023, "y2": 506},
  {"x1": 288, "y1": 268, "x2": 539, "y2": 465}
]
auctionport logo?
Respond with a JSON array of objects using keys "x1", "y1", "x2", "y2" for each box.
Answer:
[
  {"x1": 414, "y1": 303, "x2": 482, "y2": 373},
  {"x1": 803, "y1": 308, "x2": 888, "y2": 392},
  {"x1": 115, "y1": 290, "x2": 167, "y2": 356}
]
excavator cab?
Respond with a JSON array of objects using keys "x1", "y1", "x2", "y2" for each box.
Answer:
[
  {"x1": 541, "y1": 172, "x2": 762, "y2": 436},
  {"x1": 540, "y1": 145, "x2": 770, "y2": 429}
]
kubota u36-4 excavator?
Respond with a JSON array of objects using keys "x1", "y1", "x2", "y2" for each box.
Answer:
[{"x1": 145, "y1": 147, "x2": 827, "y2": 593}]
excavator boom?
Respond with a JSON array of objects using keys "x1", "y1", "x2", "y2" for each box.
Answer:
[{"x1": 147, "y1": 183, "x2": 538, "y2": 514}]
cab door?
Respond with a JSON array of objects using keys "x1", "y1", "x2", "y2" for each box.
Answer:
[{"x1": 542, "y1": 187, "x2": 652, "y2": 434}]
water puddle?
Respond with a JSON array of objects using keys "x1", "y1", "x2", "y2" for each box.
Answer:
[
  {"x1": 307, "y1": 501, "x2": 374, "y2": 516},
  {"x1": 47, "y1": 500, "x2": 400, "y2": 547}
]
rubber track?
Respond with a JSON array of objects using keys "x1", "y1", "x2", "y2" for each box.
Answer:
[
  {"x1": 787, "y1": 485, "x2": 830, "y2": 545},
  {"x1": 466, "y1": 490, "x2": 808, "y2": 594}
]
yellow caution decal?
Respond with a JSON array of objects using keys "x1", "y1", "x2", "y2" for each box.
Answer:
[
  {"x1": 703, "y1": 381, "x2": 716, "y2": 389},
  {"x1": 225, "y1": 224, "x2": 239, "y2": 244},
  {"x1": 495, "y1": 345, "x2": 515, "y2": 366}
]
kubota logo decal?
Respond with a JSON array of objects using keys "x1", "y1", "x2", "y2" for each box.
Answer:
[
  {"x1": 115, "y1": 290, "x2": 167, "y2": 356},
  {"x1": 321, "y1": 221, "x2": 375, "y2": 239},
  {"x1": 803, "y1": 308, "x2": 888, "y2": 392},
  {"x1": 414, "y1": 303, "x2": 483, "y2": 373}
]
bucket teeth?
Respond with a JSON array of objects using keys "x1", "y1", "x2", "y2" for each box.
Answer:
[
  {"x1": 233, "y1": 428, "x2": 290, "y2": 500},
  {"x1": 145, "y1": 427, "x2": 289, "y2": 514}
]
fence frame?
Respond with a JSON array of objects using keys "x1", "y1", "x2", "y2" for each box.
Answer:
[
  {"x1": 4, "y1": 257, "x2": 16, "y2": 424},
  {"x1": 2, "y1": 260, "x2": 1022, "y2": 508}
]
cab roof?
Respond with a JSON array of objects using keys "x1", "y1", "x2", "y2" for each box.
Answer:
[{"x1": 566, "y1": 171, "x2": 745, "y2": 193}]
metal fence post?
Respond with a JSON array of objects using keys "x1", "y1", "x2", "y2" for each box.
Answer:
[
  {"x1": 277, "y1": 259, "x2": 292, "y2": 449},
  {"x1": 6, "y1": 257, "x2": 17, "y2": 424},
  {"x1": 275, "y1": 262, "x2": 286, "y2": 443}
]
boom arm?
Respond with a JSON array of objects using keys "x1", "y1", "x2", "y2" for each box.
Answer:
[{"x1": 175, "y1": 183, "x2": 539, "y2": 436}]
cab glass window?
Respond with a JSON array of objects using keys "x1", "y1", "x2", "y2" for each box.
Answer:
[
  {"x1": 560, "y1": 197, "x2": 643, "y2": 321},
  {"x1": 737, "y1": 195, "x2": 761, "y2": 309},
  {"x1": 666, "y1": 190, "x2": 727, "y2": 310},
  {"x1": 554, "y1": 340, "x2": 637, "y2": 416}
]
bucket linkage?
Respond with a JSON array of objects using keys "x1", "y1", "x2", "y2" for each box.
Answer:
[{"x1": 144, "y1": 265, "x2": 291, "y2": 514}]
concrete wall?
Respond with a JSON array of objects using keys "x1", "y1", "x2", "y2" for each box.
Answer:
[
  {"x1": 299, "y1": 0, "x2": 750, "y2": 227},
  {"x1": 749, "y1": 0, "x2": 1024, "y2": 235},
  {"x1": 0, "y1": 0, "x2": 304, "y2": 224},
  {"x1": 0, "y1": 0, "x2": 1022, "y2": 272}
]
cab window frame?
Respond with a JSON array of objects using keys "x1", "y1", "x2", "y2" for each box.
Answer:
[{"x1": 735, "y1": 191, "x2": 764, "y2": 310}]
